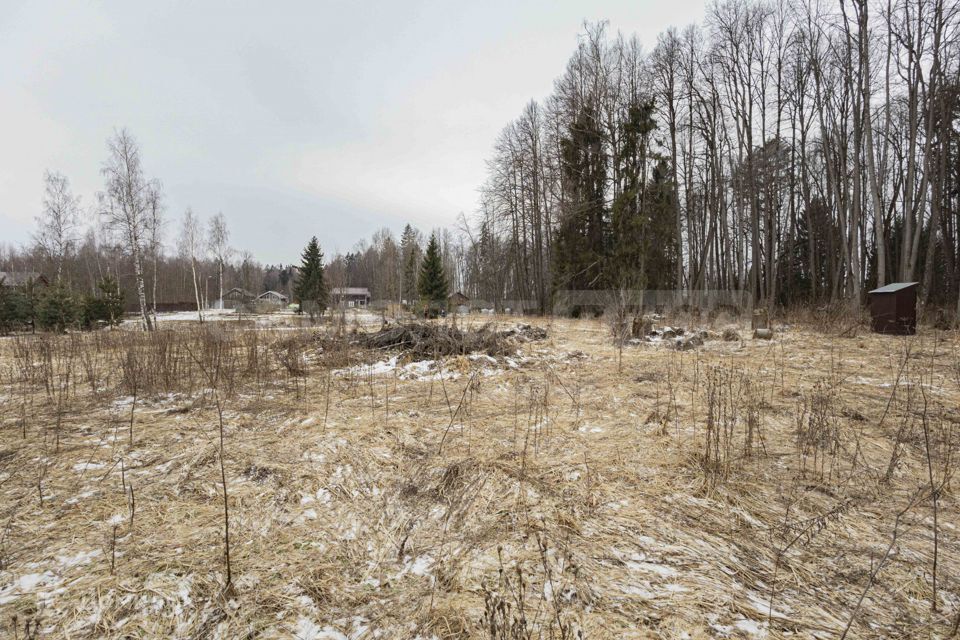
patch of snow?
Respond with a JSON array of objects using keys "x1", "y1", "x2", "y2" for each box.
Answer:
[
  {"x1": 64, "y1": 489, "x2": 96, "y2": 505},
  {"x1": 294, "y1": 618, "x2": 348, "y2": 640},
  {"x1": 0, "y1": 571, "x2": 58, "y2": 605},
  {"x1": 56, "y1": 549, "x2": 101, "y2": 569},
  {"x1": 408, "y1": 555, "x2": 433, "y2": 576},
  {"x1": 747, "y1": 590, "x2": 788, "y2": 618},
  {"x1": 73, "y1": 462, "x2": 105, "y2": 473},
  {"x1": 335, "y1": 357, "x2": 398, "y2": 377},
  {"x1": 619, "y1": 583, "x2": 656, "y2": 598},
  {"x1": 734, "y1": 618, "x2": 768, "y2": 637}
]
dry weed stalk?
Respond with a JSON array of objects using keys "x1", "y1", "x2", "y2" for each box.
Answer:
[
  {"x1": 480, "y1": 540, "x2": 581, "y2": 640},
  {"x1": 186, "y1": 326, "x2": 243, "y2": 591},
  {"x1": 698, "y1": 364, "x2": 763, "y2": 486},
  {"x1": 795, "y1": 378, "x2": 842, "y2": 482}
]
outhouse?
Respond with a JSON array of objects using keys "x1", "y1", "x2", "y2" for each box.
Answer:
[{"x1": 868, "y1": 282, "x2": 918, "y2": 335}]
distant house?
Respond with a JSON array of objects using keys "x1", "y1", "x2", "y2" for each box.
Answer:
[
  {"x1": 331, "y1": 287, "x2": 370, "y2": 308},
  {"x1": 257, "y1": 290, "x2": 288, "y2": 306},
  {"x1": 0, "y1": 271, "x2": 49, "y2": 289},
  {"x1": 448, "y1": 291, "x2": 470, "y2": 314},
  {"x1": 218, "y1": 287, "x2": 256, "y2": 309}
]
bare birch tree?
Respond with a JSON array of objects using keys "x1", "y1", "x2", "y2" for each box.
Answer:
[
  {"x1": 98, "y1": 129, "x2": 159, "y2": 330},
  {"x1": 35, "y1": 170, "x2": 81, "y2": 282},
  {"x1": 208, "y1": 212, "x2": 231, "y2": 310},
  {"x1": 179, "y1": 208, "x2": 205, "y2": 322}
]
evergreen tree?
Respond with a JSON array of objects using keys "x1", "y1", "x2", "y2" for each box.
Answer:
[
  {"x1": 418, "y1": 232, "x2": 448, "y2": 316},
  {"x1": 36, "y1": 284, "x2": 79, "y2": 333},
  {"x1": 400, "y1": 224, "x2": 421, "y2": 304},
  {"x1": 294, "y1": 237, "x2": 328, "y2": 321},
  {"x1": 82, "y1": 276, "x2": 125, "y2": 327},
  {"x1": 553, "y1": 106, "x2": 609, "y2": 292},
  {"x1": 0, "y1": 287, "x2": 31, "y2": 334},
  {"x1": 641, "y1": 159, "x2": 679, "y2": 289},
  {"x1": 610, "y1": 100, "x2": 657, "y2": 289}
]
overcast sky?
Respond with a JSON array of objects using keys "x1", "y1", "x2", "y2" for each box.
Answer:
[{"x1": 0, "y1": 0, "x2": 707, "y2": 264}]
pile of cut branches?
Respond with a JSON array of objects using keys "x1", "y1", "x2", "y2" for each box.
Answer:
[{"x1": 359, "y1": 322, "x2": 546, "y2": 358}]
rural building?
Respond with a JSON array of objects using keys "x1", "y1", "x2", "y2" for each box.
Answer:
[
  {"x1": 448, "y1": 291, "x2": 470, "y2": 314},
  {"x1": 0, "y1": 271, "x2": 49, "y2": 289},
  {"x1": 218, "y1": 287, "x2": 256, "y2": 309},
  {"x1": 868, "y1": 282, "x2": 918, "y2": 335},
  {"x1": 331, "y1": 287, "x2": 370, "y2": 308},
  {"x1": 257, "y1": 290, "x2": 288, "y2": 306}
]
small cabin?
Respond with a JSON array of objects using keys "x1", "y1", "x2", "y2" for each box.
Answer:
[
  {"x1": 868, "y1": 282, "x2": 918, "y2": 335},
  {"x1": 257, "y1": 290, "x2": 288, "y2": 306},
  {"x1": 447, "y1": 291, "x2": 470, "y2": 314},
  {"x1": 331, "y1": 287, "x2": 370, "y2": 308},
  {"x1": 219, "y1": 287, "x2": 256, "y2": 310}
]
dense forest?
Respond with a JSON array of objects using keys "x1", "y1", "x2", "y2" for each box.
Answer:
[
  {"x1": 467, "y1": 1, "x2": 960, "y2": 313},
  {"x1": 3, "y1": 0, "x2": 959, "y2": 320}
]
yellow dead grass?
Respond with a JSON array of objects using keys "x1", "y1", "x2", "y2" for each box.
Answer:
[{"x1": 0, "y1": 315, "x2": 957, "y2": 638}]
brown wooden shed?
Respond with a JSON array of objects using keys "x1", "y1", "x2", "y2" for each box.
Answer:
[{"x1": 868, "y1": 282, "x2": 918, "y2": 335}]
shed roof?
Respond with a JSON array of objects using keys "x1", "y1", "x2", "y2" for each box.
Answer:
[
  {"x1": 224, "y1": 287, "x2": 256, "y2": 299},
  {"x1": 331, "y1": 287, "x2": 370, "y2": 296},
  {"x1": 868, "y1": 282, "x2": 918, "y2": 294}
]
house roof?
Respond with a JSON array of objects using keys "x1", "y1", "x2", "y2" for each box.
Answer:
[
  {"x1": 257, "y1": 290, "x2": 288, "y2": 300},
  {"x1": 448, "y1": 291, "x2": 469, "y2": 300},
  {"x1": 0, "y1": 271, "x2": 47, "y2": 287},
  {"x1": 331, "y1": 287, "x2": 370, "y2": 296},
  {"x1": 868, "y1": 282, "x2": 918, "y2": 294},
  {"x1": 224, "y1": 287, "x2": 256, "y2": 299}
]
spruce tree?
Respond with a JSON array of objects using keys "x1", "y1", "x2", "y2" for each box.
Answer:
[
  {"x1": 294, "y1": 237, "x2": 328, "y2": 321},
  {"x1": 400, "y1": 224, "x2": 421, "y2": 304},
  {"x1": 553, "y1": 106, "x2": 609, "y2": 292},
  {"x1": 82, "y1": 276, "x2": 125, "y2": 327},
  {"x1": 36, "y1": 284, "x2": 78, "y2": 333},
  {"x1": 418, "y1": 232, "x2": 448, "y2": 316},
  {"x1": 610, "y1": 100, "x2": 656, "y2": 289},
  {"x1": 0, "y1": 281, "x2": 20, "y2": 334}
]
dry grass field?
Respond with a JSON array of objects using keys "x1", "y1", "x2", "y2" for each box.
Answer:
[{"x1": 0, "y1": 312, "x2": 958, "y2": 639}]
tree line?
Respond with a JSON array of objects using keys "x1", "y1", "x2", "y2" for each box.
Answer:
[
  {"x1": 5, "y1": 0, "x2": 958, "y2": 325},
  {"x1": 460, "y1": 2, "x2": 960, "y2": 314},
  {"x1": 0, "y1": 129, "x2": 294, "y2": 329}
]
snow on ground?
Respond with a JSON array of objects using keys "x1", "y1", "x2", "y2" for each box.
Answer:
[{"x1": 334, "y1": 354, "x2": 510, "y2": 381}]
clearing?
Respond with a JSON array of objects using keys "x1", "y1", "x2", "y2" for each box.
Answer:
[{"x1": 0, "y1": 312, "x2": 957, "y2": 638}]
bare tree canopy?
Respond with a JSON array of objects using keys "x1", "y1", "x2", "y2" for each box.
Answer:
[
  {"x1": 208, "y1": 212, "x2": 232, "y2": 309},
  {"x1": 98, "y1": 129, "x2": 161, "y2": 330},
  {"x1": 35, "y1": 170, "x2": 81, "y2": 282}
]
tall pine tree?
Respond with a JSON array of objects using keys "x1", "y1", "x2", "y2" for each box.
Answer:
[
  {"x1": 294, "y1": 237, "x2": 328, "y2": 321},
  {"x1": 418, "y1": 232, "x2": 448, "y2": 317}
]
